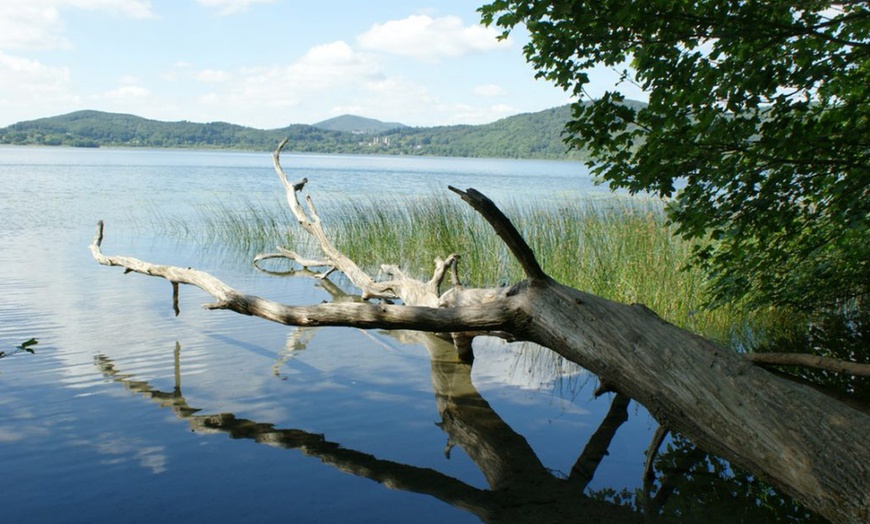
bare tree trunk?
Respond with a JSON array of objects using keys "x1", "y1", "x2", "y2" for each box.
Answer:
[{"x1": 90, "y1": 143, "x2": 870, "y2": 523}]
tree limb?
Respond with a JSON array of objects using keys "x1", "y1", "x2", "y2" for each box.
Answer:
[
  {"x1": 449, "y1": 186, "x2": 547, "y2": 281},
  {"x1": 91, "y1": 221, "x2": 517, "y2": 333},
  {"x1": 745, "y1": 352, "x2": 870, "y2": 377}
]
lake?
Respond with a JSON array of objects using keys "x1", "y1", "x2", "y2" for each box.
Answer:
[{"x1": 0, "y1": 146, "x2": 814, "y2": 523}]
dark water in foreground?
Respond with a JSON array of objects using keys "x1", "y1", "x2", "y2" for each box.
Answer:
[{"x1": 0, "y1": 146, "x2": 819, "y2": 523}]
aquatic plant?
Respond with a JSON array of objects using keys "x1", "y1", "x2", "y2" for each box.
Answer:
[{"x1": 164, "y1": 193, "x2": 789, "y2": 349}]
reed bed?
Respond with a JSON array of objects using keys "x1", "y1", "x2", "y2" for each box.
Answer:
[
  {"x1": 167, "y1": 193, "x2": 792, "y2": 350},
  {"x1": 160, "y1": 196, "x2": 298, "y2": 255},
  {"x1": 328, "y1": 194, "x2": 787, "y2": 348}
]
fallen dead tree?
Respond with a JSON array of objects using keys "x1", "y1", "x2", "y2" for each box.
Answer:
[{"x1": 91, "y1": 141, "x2": 870, "y2": 523}]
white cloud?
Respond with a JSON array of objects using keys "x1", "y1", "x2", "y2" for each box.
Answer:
[
  {"x1": 189, "y1": 41, "x2": 386, "y2": 126},
  {"x1": 118, "y1": 74, "x2": 140, "y2": 85},
  {"x1": 62, "y1": 0, "x2": 154, "y2": 19},
  {"x1": 286, "y1": 41, "x2": 382, "y2": 88},
  {"x1": 0, "y1": 5, "x2": 68, "y2": 49},
  {"x1": 0, "y1": 50, "x2": 72, "y2": 96},
  {"x1": 0, "y1": 50, "x2": 79, "y2": 123},
  {"x1": 185, "y1": 38, "x2": 523, "y2": 128},
  {"x1": 103, "y1": 85, "x2": 151, "y2": 99},
  {"x1": 194, "y1": 0, "x2": 274, "y2": 16},
  {"x1": 194, "y1": 69, "x2": 230, "y2": 83},
  {"x1": 0, "y1": 1, "x2": 155, "y2": 51},
  {"x1": 474, "y1": 84, "x2": 508, "y2": 97},
  {"x1": 331, "y1": 77, "x2": 436, "y2": 120},
  {"x1": 213, "y1": 41, "x2": 381, "y2": 105},
  {"x1": 357, "y1": 15, "x2": 508, "y2": 62}
]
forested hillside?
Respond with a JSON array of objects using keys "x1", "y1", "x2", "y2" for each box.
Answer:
[
  {"x1": 0, "y1": 104, "x2": 596, "y2": 160},
  {"x1": 313, "y1": 114, "x2": 407, "y2": 133}
]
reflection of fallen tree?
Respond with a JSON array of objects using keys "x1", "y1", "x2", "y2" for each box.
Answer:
[
  {"x1": 641, "y1": 434, "x2": 826, "y2": 523},
  {"x1": 91, "y1": 141, "x2": 869, "y2": 523},
  {"x1": 94, "y1": 341, "x2": 642, "y2": 523}
]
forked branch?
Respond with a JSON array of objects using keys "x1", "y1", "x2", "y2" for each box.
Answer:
[
  {"x1": 90, "y1": 222, "x2": 515, "y2": 333},
  {"x1": 272, "y1": 138, "x2": 398, "y2": 301}
]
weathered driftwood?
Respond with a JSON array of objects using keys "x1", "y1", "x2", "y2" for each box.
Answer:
[{"x1": 90, "y1": 143, "x2": 870, "y2": 523}]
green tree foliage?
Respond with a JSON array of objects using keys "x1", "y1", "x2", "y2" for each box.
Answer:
[{"x1": 480, "y1": 1, "x2": 870, "y2": 311}]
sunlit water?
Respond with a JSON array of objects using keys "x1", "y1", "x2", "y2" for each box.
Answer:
[{"x1": 0, "y1": 146, "x2": 660, "y2": 523}]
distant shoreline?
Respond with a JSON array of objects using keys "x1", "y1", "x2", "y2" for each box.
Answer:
[{"x1": 0, "y1": 104, "x2": 636, "y2": 162}]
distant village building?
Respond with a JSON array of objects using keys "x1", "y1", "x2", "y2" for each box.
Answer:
[{"x1": 369, "y1": 136, "x2": 390, "y2": 147}]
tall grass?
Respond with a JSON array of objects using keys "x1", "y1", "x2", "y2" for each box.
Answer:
[
  {"x1": 165, "y1": 192, "x2": 794, "y2": 350},
  {"x1": 328, "y1": 194, "x2": 789, "y2": 348},
  {"x1": 160, "y1": 196, "x2": 298, "y2": 256}
]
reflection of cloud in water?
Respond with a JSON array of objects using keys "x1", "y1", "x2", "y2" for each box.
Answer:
[
  {"x1": 0, "y1": 425, "x2": 50, "y2": 443},
  {"x1": 471, "y1": 338, "x2": 590, "y2": 397},
  {"x1": 87, "y1": 433, "x2": 169, "y2": 475},
  {"x1": 0, "y1": 395, "x2": 53, "y2": 442}
]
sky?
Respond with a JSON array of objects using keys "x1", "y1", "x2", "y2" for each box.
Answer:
[{"x1": 0, "y1": 0, "x2": 645, "y2": 129}]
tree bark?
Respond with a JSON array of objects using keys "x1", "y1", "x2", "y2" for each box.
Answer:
[{"x1": 90, "y1": 143, "x2": 870, "y2": 524}]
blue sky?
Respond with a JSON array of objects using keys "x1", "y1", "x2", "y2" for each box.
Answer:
[{"x1": 0, "y1": 0, "x2": 645, "y2": 128}]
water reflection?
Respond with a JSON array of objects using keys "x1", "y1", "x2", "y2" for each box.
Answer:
[
  {"x1": 95, "y1": 336, "x2": 643, "y2": 524},
  {"x1": 88, "y1": 262, "x2": 828, "y2": 523},
  {"x1": 636, "y1": 435, "x2": 827, "y2": 524}
]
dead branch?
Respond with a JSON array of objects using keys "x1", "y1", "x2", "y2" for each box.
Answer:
[
  {"x1": 91, "y1": 220, "x2": 515, "y2": 332},
  {"x1": 272, "y1": 139, "x2": 399, "y2": 301},
  {"x1": 746, "y1": 352, "x2": 870, "y2": 377},
  {"x1": 449, "y1": 186, "x2": 546, "y2": 281}
]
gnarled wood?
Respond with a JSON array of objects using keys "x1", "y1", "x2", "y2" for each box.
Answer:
[{"x1": 90, "y1": 146, "x2": 870, "y2": 523}]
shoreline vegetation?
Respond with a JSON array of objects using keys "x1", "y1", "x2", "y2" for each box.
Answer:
[
  {"x1": 0, "y1": 105, "x2": 598, "y2": 160},
  {"x1": 163, "y1": 194, "x2": 796, "y2": 353}
]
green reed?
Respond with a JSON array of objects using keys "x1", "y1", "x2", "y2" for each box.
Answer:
[
  {"x1": 331, "y1": 195, "x2": 793, "y2": 347},
  {"x1": 167, "y1": 192, "x2": 793, "y2": 350},
  {"x1": 160, "y1": 196, "x2": 298, "y2": 256}
]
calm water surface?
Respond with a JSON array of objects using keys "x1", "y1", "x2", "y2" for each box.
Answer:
[{"x1": 0, "y1": 146, "x2": 658, "y2": 523}]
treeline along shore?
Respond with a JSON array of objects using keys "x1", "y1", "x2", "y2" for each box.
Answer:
[{"x1": 0, "y1": 103, "x2": 648, "y2": 160}]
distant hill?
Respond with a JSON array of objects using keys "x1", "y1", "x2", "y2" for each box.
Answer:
[
  {"x1": 0, "y1": 103, "x2": 646, "y2": 159},
  {"x1": 313, "y1": 114, "x2": 406, "y2": 133},
  {"x1": 0, "y1": 110, "x2": 276, "y2": 149},
  {"x1": 379, "y1": 105, "x2": 579, "y2": 159},
  {"x1": 0, "y1": 110, "x2": 359, "y2": 151}
]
